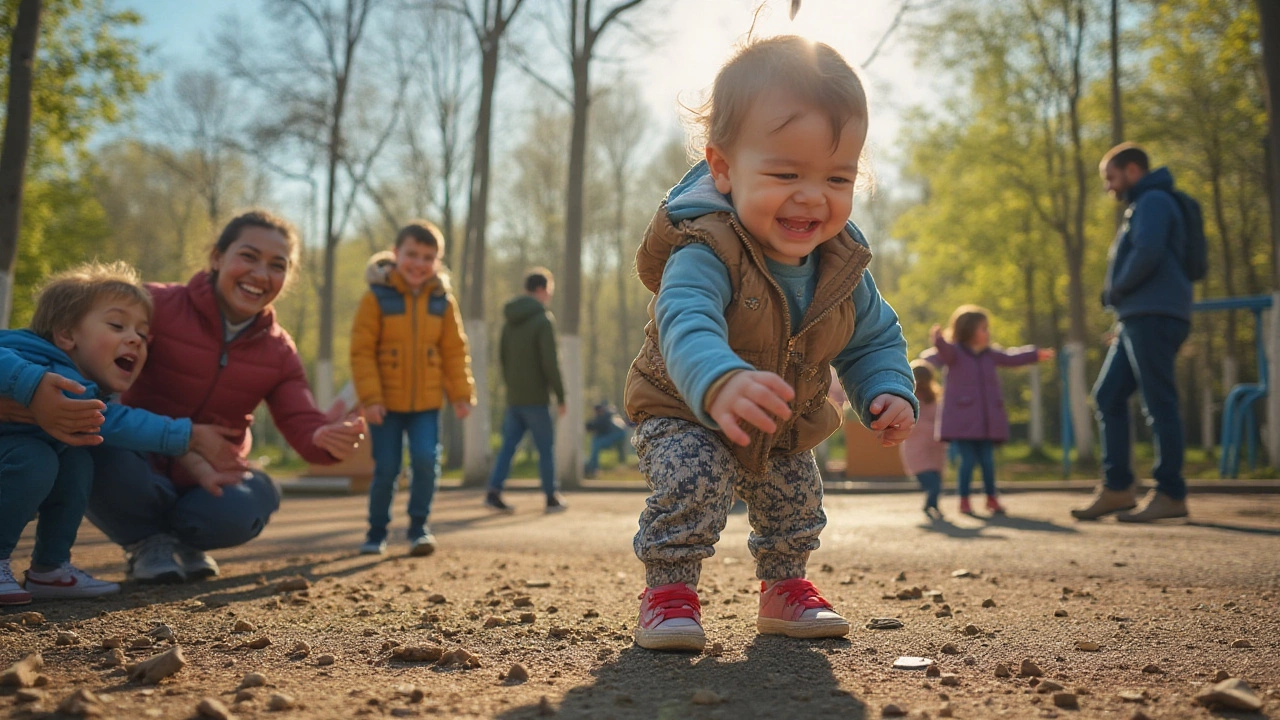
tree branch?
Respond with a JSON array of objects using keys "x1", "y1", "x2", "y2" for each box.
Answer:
[{"x1": 861, "y1": 0, "x2": 910, "y2": 68}]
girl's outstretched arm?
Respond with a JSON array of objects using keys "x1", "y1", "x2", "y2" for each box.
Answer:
[{"x1": 990, "y1": 345, "x2": 1042, "y2": 367}]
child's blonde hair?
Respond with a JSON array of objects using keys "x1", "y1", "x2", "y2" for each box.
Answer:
[
  {"x1": 30, "y1": 261, "x2": 152, "y2": 341},
  {"x1": 945, "y1": 304, "x2": 990, "y2": 347},
  {"x1": 910, "y1": 359, "x2": 940, "y2": 405},
  {"x1": 689, "y1": 35, "x2": 868, "y2": 158}
]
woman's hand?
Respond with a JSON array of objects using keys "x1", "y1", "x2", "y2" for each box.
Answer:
[
  {"x1": 706, "y1": 370, "x2": 795, "y2": 447},
  {"x1": 313, "y1": 414, "x2": 367, "y2": 461},
  {"x1": 452, "y1": 401, "x2": 471, "y2": 420},
  {"x1": 868, "y1": 394, "x2": 915, "y2": 447},
  {"x1": 189, "y1": 423, "x2": 249, "y2": 472},
  {"x1": 20, "y1": 373, "x2": 106, "y2": 446}
]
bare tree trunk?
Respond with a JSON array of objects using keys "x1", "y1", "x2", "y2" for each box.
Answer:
[
  {"x1": 0, "y1": 0, "x2": 42, "y2": 329},
  {"x1": 1110, "y1": 0, "x2": 1125, "y2": 231},
  {"x1": 1259, "y1": 0, "x2": 1280, "y2": 464},
  {"x1": 613, "y1": 165, "x2": 630, "y2": 408}
]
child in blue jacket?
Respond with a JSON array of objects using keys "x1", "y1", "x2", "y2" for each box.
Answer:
[{"x1": 0, "y1": 262, "x2": 235, "y2": 604}]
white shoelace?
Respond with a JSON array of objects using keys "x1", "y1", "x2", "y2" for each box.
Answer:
[
  {"x1": 133, "y1": 536, "x2": 178, "y2": 566},
  {"x1": 0, "y1": 560, "x2": 16, "y2": 584}
]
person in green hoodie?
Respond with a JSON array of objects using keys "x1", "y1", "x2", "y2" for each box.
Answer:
[{"x1": 485, "y1": 268, "x2": 567, "y2": 513}]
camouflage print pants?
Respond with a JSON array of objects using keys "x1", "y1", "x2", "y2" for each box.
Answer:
[{"x1": 632, "y1": 417, "x2": 826, "y2": 587}]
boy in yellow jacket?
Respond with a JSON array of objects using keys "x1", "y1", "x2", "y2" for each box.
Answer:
[{"x1": 350, "y1": 221, "x2": 476, "y2": 556}]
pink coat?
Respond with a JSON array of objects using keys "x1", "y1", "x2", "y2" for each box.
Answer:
[{"x1": 899, "y1": 401, "x2": 946, "y2": 475}]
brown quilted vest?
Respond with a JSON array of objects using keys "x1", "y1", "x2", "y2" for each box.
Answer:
[{"x1": 624, "y1": 206, "x2": 873, "y2": 474}]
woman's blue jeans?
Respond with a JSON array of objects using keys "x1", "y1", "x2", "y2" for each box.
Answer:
[{"x1": 367, "y1": 410, "x2": 440, "y2": 541}]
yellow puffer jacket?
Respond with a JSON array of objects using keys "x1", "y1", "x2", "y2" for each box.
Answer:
[{"x1": 350, "y1": 252, "x2": 476, "y2": 413}]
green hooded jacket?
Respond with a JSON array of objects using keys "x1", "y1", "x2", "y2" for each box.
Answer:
[{"x1": 499, "y1": 295, "x2": 565, "y2": 406}]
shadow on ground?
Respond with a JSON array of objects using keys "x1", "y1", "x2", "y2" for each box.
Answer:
[{"x1": 497, "y1": 638, "x2": 868, "y2": 719}]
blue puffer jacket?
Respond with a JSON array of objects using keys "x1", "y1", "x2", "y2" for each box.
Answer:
[
  {"x1": 0, "y1": 329, "x2": 191, "y2": 454},
  {"x1": 1102, "y1": 167, "x2": 1193, "y2": 322}
]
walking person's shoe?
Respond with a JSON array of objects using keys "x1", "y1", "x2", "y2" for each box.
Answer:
[
  {"x1": 24, "y1": 564, "x2": 120, "y2": 599},
  {"x1": 635, "y1": 582, "x2": 705, "y2": 652},
  {"x1": 1116, "y1": 491, "x2": 1188, "y2": 523},
  {"x1": 545, "y1": 494, "x2": 568, "y2": 513},
  {"x1": 924, "y1": 505, "x2": 944, "y2": 521},
  {"x1": 484, "y1": 491, "x2": 515, "y2": 514},
  {"x1": 0, "y1": 559, "x2": 32, "y2": 606},
  {"x1": 125, "y1": 534, "x2": 185, "y2": 584},
  {"x1": 173, "y1": 542, "x2": 219, "y2": 580},
  {"x1": 757, "y1": 578, "x2": 851, "y2": 639},
  {"x1": 958, "y1": 497, "x2": 974, "y2": 515},
  {"x1": 985, "y1": 495, "x2": 1007, "y2": 515},
  {"x1": 409, "y1": 532, "x2": 437, "y2": 557},
  {"x1": 1070, "y1": 486, "x2": 1138, "y2": 521}
]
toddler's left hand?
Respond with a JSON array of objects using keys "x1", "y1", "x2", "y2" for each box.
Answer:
[
  {"x1": 452, "y1": 401, "x2": 472, "y2": 420},
  {"x1": 1037, "y1": 348, "x2": 1056, "y2": 362},
  {"x1": 868, "y1": 394, "x2": 914, "y2": 447}
]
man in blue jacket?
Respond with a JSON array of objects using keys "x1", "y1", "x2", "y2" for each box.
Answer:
[{"x1": 1073, "y1": 144, "x2": 1192, "y2": 523}]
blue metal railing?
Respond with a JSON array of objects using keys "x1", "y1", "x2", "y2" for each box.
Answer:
[{"x1": 1193, "y1": 295, "x2": 1272, "y2": 478}]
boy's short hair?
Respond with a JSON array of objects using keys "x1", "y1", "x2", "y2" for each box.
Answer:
[
  {"x1": 395, "y1": 220, "x2": 445, "y2": 251},
  {"x1": 1100, "y1": 142, "x2": 1150, "y2": 173},
  {"x1": 693, "y1": 35, "x2": 867, "y2": 153},
  {"x1": 524, "y1": 267, "x2": 553, "y2": 293},
  {"x1": 30, "y1": 261, "x2": 152, "y2": 342},
  {"x1": 945, "y1": 304, "x2": 989, "y2": 347}
]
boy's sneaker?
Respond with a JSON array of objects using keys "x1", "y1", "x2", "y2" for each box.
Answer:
[
  {"x1": 126, "y1": 534, "x2": 185, "y2": 584},
  {"x1": 484, "y1": 491, "x2": 515, "y2": 514},
  {"x1": 757, "y1": 578, "x2": 850, "y2": 638},
  {"x1": 545, "y1": 494, "x2": 568, "y2": 513},
  {"x1": 359, "y1": 539, "x2": 387, "y2": 555},
  {"x1": 173, "y1": 543, "x2": 219, "y2": 580},
  {"x1": 24, "y1": 564, "x2": 120, "y2": 599},
  {"x1": 635, "y1": 582, "x2": 705, "y2": 652},
  {"x1": 985, "y1": 496, "x2": 1006, "y2": 515},
  {"x1": 959, "y1": 497, "x2": 974, "y2": 515},
  {"x1": 409, "y1": 533, "x2": 437, "y2": 557},
  {"x1": 0, "y1": 559, "x2": 32, "y2": 606}
]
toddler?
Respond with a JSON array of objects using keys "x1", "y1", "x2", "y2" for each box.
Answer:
[{"x1": 901, "y1": 360, "x2": 946, "y2": 519}]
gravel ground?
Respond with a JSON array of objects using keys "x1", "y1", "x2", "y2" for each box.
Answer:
[{"x1": 1, "y1": 489, "x2": 1277, "y2": 719}]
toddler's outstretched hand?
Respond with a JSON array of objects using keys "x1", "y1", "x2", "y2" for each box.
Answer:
[
  {"x1": 868, "y1": 394, "x2": 914, "y2": 447},
  {"x1": 706, "y1": 370, "x2": 795, "y2": 447},
  {"x1": 1037, "y1": 348, "x2": 1056, "y2": 362},
  {"x1": 929, "y1": 324, "x2": 943, "y2": 345}
]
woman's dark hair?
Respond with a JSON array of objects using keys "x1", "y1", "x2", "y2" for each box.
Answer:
[{"x1": 212, "y1": 209, "x2": 301, "y2": 267}]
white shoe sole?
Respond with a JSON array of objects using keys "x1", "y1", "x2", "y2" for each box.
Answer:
[
  {"x1": 130, "y1": 568, "x2": 185, "y2": 584},
  {"x1": 409, "y1": 542, "x2": 436, "y2": 557},
  {"x1": 634, "y1": 626, "x2": 706, "y2": 652},
  {"x1": 757, "y1": 616, "x2": 851, "y2": 639}
]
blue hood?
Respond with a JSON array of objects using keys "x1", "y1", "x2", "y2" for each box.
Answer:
[
  {"x1": 0, "y1": 329, "x2": 104, "y2": 401},
  {"x1": 1126, "y1": 167, "x2": 1174, "y2": 204},
  {"x1": 665, "y1": 161, "x2": 870, "y2": 249}
]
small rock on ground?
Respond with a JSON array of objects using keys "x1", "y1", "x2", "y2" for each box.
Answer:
[
  {"x1": 267, "y1": 693, "x2": 296, "y2": 711},
  {"x1": 691, "y1": 689, "x2": 722, "y2": 705},
  {"x1": 506, "y1": 663, "x2": 529, "y2": 683},
  {"x1": 882, "y1": 702, "x2": 908, "y2": 716},
  {"x1": 1019, "y1": 659, "x2": 1044, "y2": 677},
  {"x1": 197, "y1": 697, "x2": 236, "y2": 720},
  {"x1": 1052, "y1": 692, "x2": 1079, "y2": 709},
  {"x1": 1194, "y1": 678, "x2": 1263, "y2": 712}
]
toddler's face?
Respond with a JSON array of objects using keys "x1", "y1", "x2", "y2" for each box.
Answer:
[
  {"x1": 706, "y1": 88, "x2": 867, "y2": 265},
  {"x1": 395, "y1": 239, "x2": 439, "y2": 289},
  {"x1": 55, "y1": 298, "x2": 150, "y2": 395}
]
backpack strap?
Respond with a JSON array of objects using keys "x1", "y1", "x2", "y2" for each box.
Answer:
[{"x1": 370, "y1": 285, "x2": 406, "y2": 315}]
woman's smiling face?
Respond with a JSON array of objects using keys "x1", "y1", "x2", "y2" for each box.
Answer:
[{"x1": 210, "y1": 226, "x2": 291, "y2": 324}]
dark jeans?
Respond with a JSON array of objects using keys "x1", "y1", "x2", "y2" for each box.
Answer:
[
  {"x1": 954, "y1": 440, "x2": 996, "y2": 498},
  {"x1": 367, "y1": 410, "x2": 439, "y2": 542},
  {"x1": 915, "y1": 470, "x2": 942, "y2": 509},
  {"x1": 0, "y1": 436, "x2": 92, "y2": 566},
  {"x1": 585, "y1": 427, "x2": 630, "y2": 475},
  {"x1": 1093, "y1": 315, "x2": 1191, "y2": 500},
  {"x1": 488, "y1": 404, "x2": 557, "y2": 496},
  {"x1": 86, "y1": 447, "x2": 281, "y2": 550}
]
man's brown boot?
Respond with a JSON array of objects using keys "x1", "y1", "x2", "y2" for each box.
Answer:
[
  {"x1": 1070, "y1": 487, "x2": 1137, "y2": 521},
  {"x1": 1116, "y1": 491, "x2": 1188, "y2": 523}
]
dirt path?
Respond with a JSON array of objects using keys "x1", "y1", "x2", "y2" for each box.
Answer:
[{"x1": 2, "y1": 490, "x2": 1278, "y2": 719}]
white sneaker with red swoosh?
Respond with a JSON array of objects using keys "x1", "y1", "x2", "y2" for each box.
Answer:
[
  {"x1": 24, "y1": 563, "x2": 120, "y2": 600},
  {"x1": 0, "y1": 559, "x2": 32, "y2": 606}
]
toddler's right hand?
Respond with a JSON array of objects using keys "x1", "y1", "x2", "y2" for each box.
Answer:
[
  {"x1": 363, "y1": 403, "x2": 386, "y2": 426},
  {"x1": 29, "y1": 372, "x2": 106, "y2": 446},
  {"x1": 179, "y1": 452, "x2": 249, "y2": 499},
  {"x1": 706, "y1": 370, "x2": 795, "y2": 447}
]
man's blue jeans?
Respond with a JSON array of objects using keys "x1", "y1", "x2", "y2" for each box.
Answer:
[
  {"x1": 0, "y1": 436, "x2": 92, "y2": 566},
  {"x1": 585, "y1": 427, "x2": 629, "y2": 475},
  {"x1": 488, "y1": 404, "x2": 557, "y2": 496},
  {"x1": 1093, "y1": 315, "x2": 1191, "y2": 500},
  {"x1": 86, "y1": 446, "x2": 280, "y2": 550},
  {"x1": 954, "y1": 440, "x2": 996, "y2": 498},
  {"x1": 367, "y1": 410, "x2": 440, "y2": 542}
]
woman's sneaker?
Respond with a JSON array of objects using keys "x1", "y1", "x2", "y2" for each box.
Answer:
[
  {"x1": 635, "y1": 582, "x2": 705, "y2": 652},
  {"x1": 0, "y1": 559, "x2": 32, "y2": 606},
  {"x1": 24, "y1": 564, "x2": 120, "y2": 599},
  {"x1": 173, "y1": 543, "x2": 220, "y2": 580},
  {"x1": 757, "y1": 578, "x2": 850, "y2": 639},
  {"x1": 125, "y1": 534, "x2": 185, "y2": 584}
]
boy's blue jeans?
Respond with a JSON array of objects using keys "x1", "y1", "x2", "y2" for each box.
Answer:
[
  {"x1": 488, "y1": 404, "x2": 557, "y2": 496},
  {"x1": 366, "y1": 410, "x2": 440, "y2": 542},
  {"x1": 1093, "y1": 316, "x2": 1190, "y2": 501},
  {"x1": 585, "y1": 427, "x2": 630, "y2": 475},
  {"x1": 86, "y1": 446, "x2": 280, "y2": 550},
  {"x1": 0, "y1": 436, "x2": 92, "y2": 566},
  {"x1": 915, "y1": 470, "x2": 942, "y2": 509},
  {"x1": 954, "y1": 440, "x2": 996, "y2": 498}
]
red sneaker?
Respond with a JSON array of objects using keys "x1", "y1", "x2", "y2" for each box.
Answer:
[
  {"x1": 985, "y1": 496, "x2": 1006, "y2": 515},
  {"x1": 757, "y1": 578, "x2": 850, "y2": 638},
  {"x1": 959, "y1": 497, "x2": 974, "y2": 515},
  {"x1": 634, "y1": 583, "x2": 705, "y2": 652}
]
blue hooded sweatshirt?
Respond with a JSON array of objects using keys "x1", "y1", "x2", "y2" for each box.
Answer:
[
  {"x1": 0, "y1": 329, "x2": 191, "y2": 454},
  {"x1": 656, "y1": 161, "x2": 916, "y2": 428},
  {"x1": 1102, "y1": 167, "x2": 1193, "y2": 322}
]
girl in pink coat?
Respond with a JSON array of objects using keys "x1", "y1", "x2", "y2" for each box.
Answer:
[{"x1": 900, "y1": 360, "x2": 947, "y2": 519}]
